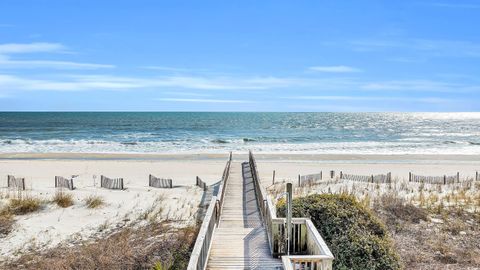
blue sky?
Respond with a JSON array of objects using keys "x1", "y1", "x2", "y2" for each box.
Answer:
[{"x1": 0, "y1": 1, "x2": 479, "y2": 111}]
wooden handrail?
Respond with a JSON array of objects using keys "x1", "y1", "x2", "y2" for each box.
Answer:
[
  {"x1": 187, "y1": 152, "x2": 232, "y2": 270},
  {"x1": 248, "y1": 150, "x2": 334, "y2": 270}
]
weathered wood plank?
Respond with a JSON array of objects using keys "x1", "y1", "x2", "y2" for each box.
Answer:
[{"x1": 207, "y1": 162, "x2": 282, "y2": 270}]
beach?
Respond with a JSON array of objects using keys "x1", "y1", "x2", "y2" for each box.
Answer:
[{"x1": 1, "y1": 152, "x2": 479, "y2": 262}]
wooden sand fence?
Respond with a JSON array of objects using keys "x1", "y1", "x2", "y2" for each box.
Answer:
[
  {"x1": 7, "y1": 175, "x2": 25, "y2": 190},
  {"x1": 196, "y1": 176, "x2": 207, "y2": 191},
  {"x1": 100, "y1": 175, "x2": 124, "y2": 190},
  {"x1": 476, "y1": 171, "x2": 480, "y2": 181},
  {"x1": 298, "y1": 172, "x2": 322, "y2": 186},
  {"x1": 149, "y1": 174, "x2": 173, "y2": 188},
  {"x1": 55, "y1": 176, "x2": 75, "y2": 190},
  {"x1": 340, "y1": 171, "x2": 392, "y2": 184},
  {"x1": 409, "y1": 172, "x2": 459, "y2": 185}
]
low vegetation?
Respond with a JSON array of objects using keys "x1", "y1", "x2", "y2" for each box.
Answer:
[
  {"x1": 0, "y1": 210, "x2": 14, "y2": 236},
  {"x1": 4, "y1": 221, "x2": 197, "y2": 270},
  {"x1": 374, "y1": 193, "x2": 480, "y2": 269},
  {"x1": 84, "y1": 195, "x2": 105, "y2": 209},
  {"x1": 271, "y1": 174, "x2": 480, "y2": 269},
  {"x1": 52, "y1": 190, "x2": 74, "y2": 208},
  {"x1": 278, "y1": 193, "x2": 402, "y2": 270},
  {"x1": 1, "y1": 192, "x2": 44, "y2": 237},
  {"x1": 6, "y1": 196, "x2": 43, "y2": 215}
]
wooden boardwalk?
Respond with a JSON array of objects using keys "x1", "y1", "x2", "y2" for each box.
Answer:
[{"x1": 207, "y1": 162, "x2": 283, "y2": 270}]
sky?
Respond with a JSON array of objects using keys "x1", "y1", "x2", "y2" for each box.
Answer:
[{"x1": 0, "y1": 0, "x2": 479, "y2": 112}]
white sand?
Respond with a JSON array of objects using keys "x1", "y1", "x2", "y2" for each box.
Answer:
[
  {"x1": 0, "y1": 152, "x2": 479, "y2": 261},
  {"x1": 0, "y1": 158, "x2": 226, "y2": 261}
]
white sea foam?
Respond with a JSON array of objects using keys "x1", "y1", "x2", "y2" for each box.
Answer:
[{"x1": 1, "y1": 138, "x2": 480, "y2": 155}]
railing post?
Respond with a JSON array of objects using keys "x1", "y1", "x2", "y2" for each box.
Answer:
[{"x1": 286, "y1": 182, "x2": 292, "y2": 255}]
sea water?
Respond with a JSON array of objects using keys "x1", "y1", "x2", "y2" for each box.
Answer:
[{"x1": 0, "y1": 112, "x2": 479, "y2": 154}]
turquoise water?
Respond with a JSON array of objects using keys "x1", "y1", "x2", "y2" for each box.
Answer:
[{"x1": 0, "y1": 112, "x2": 479, "y2": 154}]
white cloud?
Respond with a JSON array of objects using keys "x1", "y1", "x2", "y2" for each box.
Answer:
[
  {"x1": 0, "y1": 74, "x2": 307, "y2": 92},
  {"x1": 350, "y1": 38, "x2": 480, "y2": 57},
  {"x1": 0, "y1": 42, "x2": 65, "y2": 54},
  {"x1": 0, "y1": 59, "x2": 115, "y2": 69},
  {"x1": 289, "y1": 95, "x2": 454, "y2": 103},
  {"x1": 360, "y1": 80, "x2": 472, "y2": 92},
  {"x1": 0, "y1": 42, "x2": 114, "y2": 70},
  {"x1": 308, "y1": 65, "x2": 361, "y2": 73},
  {"x1": 421, "y1": 2, "x2": 480, "y2": 9},
  {"x1": 155, "y1": 98, "x2": 250, "y2": 103}
]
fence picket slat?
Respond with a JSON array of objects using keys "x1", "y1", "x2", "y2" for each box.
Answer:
[
  {"x1": 409, "y1": 173, "x2": 458, "y2": 185},
  {"x1": 149, "y1": 174, "x2": 173, "y2": 188},
  {"x1": 100, "y1": 175, "x2": 124, "y2": 190},
  {"x1": 54, "y1": 176, "x2": 75, "y2": 190},
  {"x1": 7, "y1": 175, "x2": 26, "y2": 190}
]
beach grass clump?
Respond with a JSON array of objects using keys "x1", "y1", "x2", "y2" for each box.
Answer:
[
  {"x1": 52, "y1": 190, "x2": 74, "y2": 208},
  {"x1": 7, "y1": 196, "x2": 43, "y2": 215},
  {"x1": 278, "y1": 193, "x2": 402, "y2": 270},
  {"x1": 84, "y1": 195, "x2": 105, "y2": 209},
  {"x1": 0, "y1": 208, "x2": 14, "y2": 236}
]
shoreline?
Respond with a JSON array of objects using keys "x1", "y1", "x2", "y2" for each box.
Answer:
[{"x1": 1, "y1": 152, "x2": 480, "y2": 163}]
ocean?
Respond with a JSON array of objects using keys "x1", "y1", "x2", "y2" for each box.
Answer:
[{"x1": 0, "y1": 112, "x2": 479, "y2": 155}]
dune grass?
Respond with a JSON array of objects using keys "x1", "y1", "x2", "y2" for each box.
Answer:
[
  {"x1": 0, "y1": 209, "x2": 14, "y2": 236},
  {"x1": 4, "y1": 221, "x2": 197, "y2": 270},
  {"x1": 7, "y1": 196, "x2": 43, "y2": 215},
  {"x1": 52, "y1": 190, "x2": 74, "y2": 208},
  {"x1": 84, "y1": 195, "x2": 105, "y2": 209}
]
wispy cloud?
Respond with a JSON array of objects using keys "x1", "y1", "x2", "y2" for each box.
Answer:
[
  {"x1": 360, "y1": 79, "x2": 480, "y2": 93},
  {"x1": 141, "y1": 66, "x2": 194, "y2": 72},
  {"x1": 0, "y1": 42, "x2": 65, "y2": 54},
  {"x1": 350, "y1": 38, "x2": 480, "y2": 57},
  {"x1": 420, "y1": 2, "x2": 480, "y2": 9},
  {"x1": 288, "y1": 95, "x2": 454, "y2": 103},
  {"x1": 0, "y1": 42, "x2": 114, "y2": 70},
  {"x1": 0, "y1": 74, "x2": 308, "y2": 92},
  {"x1": 155, "y1": 98, "x2": 251, "y2": 103},
  {"x1": 0, "y1": 59, "x2": 115, "y2": 69},
  {"x1": 308, "y1": 65, "x2": 361, "y2": 73}
]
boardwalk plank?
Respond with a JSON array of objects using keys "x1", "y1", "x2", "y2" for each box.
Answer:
[{"x1": 207, "y1": 162, "x2": 283, "y2": 270}]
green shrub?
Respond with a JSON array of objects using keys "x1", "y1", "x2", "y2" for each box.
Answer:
[{"x1": 278, "y1": 193, "x2": 402, "y2": 270}]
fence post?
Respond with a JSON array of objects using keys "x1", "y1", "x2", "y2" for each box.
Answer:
[
  {"x1": 298, "y1": 175, "x2": 301, "y2": 186},
  {"x1": 22, "y1": 178, "x2": 26, "y2": 190},
  {"x1": 409, "y1": 172, "x2": 412, "y2": 182},
  {"x1": 320, "y1": 171, "x2": 322, "y2": 180},
  {"x1": 330, "y1": 170, "x2": 335, "y2": 179},
  {"x1": 339, "y1": 171, "x2": 343, "y2": 179},
  {"x1": 444, "y1": 175, "x2": 446, "y2": 185},
  {"x1": 371, "y1": 175, "x2": 374, "y2": 183},
  {"x1": 457, "y1": 172, "x2": 460, "y2": 183},
  {"x1": 273, "y1": 170, "x2": 276, "y2": 185},
  {"x1": 286, "y1": 183, "x2": 293, "y2": 255}
]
